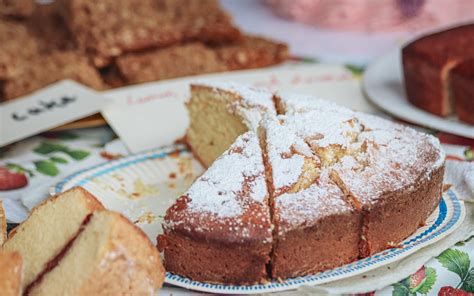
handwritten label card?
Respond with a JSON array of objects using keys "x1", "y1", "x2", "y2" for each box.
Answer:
[
  {"x1": 0, "y1": 80, "x2": 110, "y2": 147},
  {"x1": 103, "y1": 64, "x2": 376, "y2": 153}
]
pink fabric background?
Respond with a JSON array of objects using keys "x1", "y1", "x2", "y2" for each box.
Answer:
[{"x1": 265, "y1": 0, "x2": 474, "y2": 32}]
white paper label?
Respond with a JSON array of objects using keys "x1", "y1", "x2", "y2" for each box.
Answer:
[
  {"x1": 0, "y1": 80, "x2": 111, "y2": 147},
  {"x1": 102, "y1": 64, "x2": 375, "y2": 153}
]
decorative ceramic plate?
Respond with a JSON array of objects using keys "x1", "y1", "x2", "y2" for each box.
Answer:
[
  {"x1": 363, "y1": 48, "x2": 474, "y2": 139},
  {"x1": 53, "y1": 144, "x2": 466, "y2": 294}
]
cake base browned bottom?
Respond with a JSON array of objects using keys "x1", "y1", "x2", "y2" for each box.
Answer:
[
  {"x1": 361, "y1": 166, "x2": 444, "y2": 256},
  {"x1": 271, "y1": 211, "x2": 362, "y2": 280},
  {"x1": 161, "y1": 232, "x2": 272, "y2": 285}
]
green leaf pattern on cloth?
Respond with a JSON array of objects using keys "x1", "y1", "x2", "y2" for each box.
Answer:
[
  {"x1": 67, "y1": 150, "x2": 90, "y2": 160},
  {"x1": 34, "y1": 142, "x2": 68, "y2": 154},
  {"x1": 31, "y1": 141, "x2": 91, "y2": 176},
  {"x1": 34, "y1": 160, "x2": 59, "y2": 176},
  {"x1": 50, "y1": 156, "x2": 68, "y2": 164},
  {"x1": 391, "y1": 237, "x2": 474, "y2": 295},
  {"x1": 461, "y1": 268, "x2": 474, "y2": 292},
  {"x1": 437, "y1": 249, "x2": 470, "y2": 284}
]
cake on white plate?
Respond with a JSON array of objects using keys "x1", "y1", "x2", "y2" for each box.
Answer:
[{"x1": 158, "y1": 82, "x2": 445, "y2": 284}]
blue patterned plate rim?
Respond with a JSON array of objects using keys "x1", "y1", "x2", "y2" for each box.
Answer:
[{"x1": 51, "y1": 145, "x2": 466, "y2": 294}]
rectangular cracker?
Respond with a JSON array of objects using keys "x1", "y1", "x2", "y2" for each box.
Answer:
[
  {"x1": 115, "y1": 36, "x2": 288, "y2": 85},
  {"x1": 61, "y1": 0, "x2": 242, "y2": 66}
]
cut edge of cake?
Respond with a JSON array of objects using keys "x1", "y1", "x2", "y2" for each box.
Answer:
[
  {"x1": 165, "y1": 82, "x2": 446, "y2": 284},
  {"x1": 186, "y1": 81, "x2": 275, "y2": 167},
  {"x1": 26, "y1": 211, "x2": 164, "y2": 296},
  {"x1": 2, "y1": 187, "x2": 105, "y2": 289},
  {"x1": 0, "y1": 250, "x2": 23, "y2": 296},
  {"x1": 159, "y1": 131, "x2": 273, "y2": 285}
]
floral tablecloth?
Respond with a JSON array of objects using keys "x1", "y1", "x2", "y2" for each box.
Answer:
[
  {"x1": 1, "y1": 127, "x2": 473, "y2": 296},
  {"x1": 0, "y1": 65, "x2": 473, "y2": 294}
]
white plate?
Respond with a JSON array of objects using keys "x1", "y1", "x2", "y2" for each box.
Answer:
[
  {"x1": 53, "y1": 144, "x2": 466, "y2": 294},
  {"x1": 363, "y1": 48, "x2": 474, "y2": 139}
]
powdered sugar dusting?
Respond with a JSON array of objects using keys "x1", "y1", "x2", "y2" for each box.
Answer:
[
  {"x1": 235, "y1": 105, "x2": 272, "y2": 130},
  {"x1": 333, "y1": 133, "x2": 439, "y2": 204},
  {"x1": 276, "y1": 170, "x2": 351, "y2": 234},
  {"x1": 283, "y1": 111, "x2": 360, "y2": 149},
  {"x1": 186, "y1": 131, "x2": 267, "y2": 218},
  {"x1": 168, "y1": 82, "x2": 446, "y2": 244},
  {"x1": 276, "y1": 91, "x2": 352, "y2": 115},
  {"x1": 262, "y1": 115, "x2": 316, "y2": 192},
  {"x1": 194, "y1": 81, "x2": 275, "y2": 111}
]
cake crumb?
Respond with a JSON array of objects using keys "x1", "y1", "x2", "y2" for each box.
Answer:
[
  {"x1": 134, "y1": 212, "x2": 156, "y2": 224},
  {"x1": 100, "y1": 151, "x2": 123, "y2": 160}
]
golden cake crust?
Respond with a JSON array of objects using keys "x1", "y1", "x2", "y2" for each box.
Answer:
[
  {"x1": 162, "y1": 83, "x2": 446, "y2": 284},
  {"x1": 0, "y1": 250, "x2": 23, "y2": 296},
  {"x1": 160, "y1": 132, "x2": 272, "y2": 284},
  {"x1": 29, "y1": 212, "x2": 164, "y2": 296}
]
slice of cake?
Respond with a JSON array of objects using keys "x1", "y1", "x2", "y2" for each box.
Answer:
[
  {"x1": 159, "y1": 131, "x2": 272, "y2": 284},
  {"x1": 331, "y1": 119, "x2": 445, "y2": 256},
  {"x1": 186, "y1": 82, "x2": 275, "y2": 166},
  {"x1": 25, "y1": 211, "x2": 164, "y2": 296},
  {"x1": 450, "y1": 59, "x2": 474, "y2": 124},
  {"x1": 3, "y1": 187, "x2": 104, "y2": 289},
  {"x1": 271, "y1": 172, "x2": 361, "y2": 279},
  {"x1": 261, "y1": 116, "x2": 360, "y2": 279},
  {"x1": 0, "y1": 250, "x2": 23, "y2": 296},
  {"x1": 0, "y1": 200, "x2": 6, "y2": 245},
  {"x1": 402, "y1": 24, "x2": 474, "y2": 117}
]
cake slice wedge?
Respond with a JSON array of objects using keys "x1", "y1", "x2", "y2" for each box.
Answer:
[
  {"x1": 25, "y1": 211, "x2": 164, "y2": 296},
  {"x1": 271, "y1": 172, "x2": 361, "y2": 279},
  {"x1": 260, "y1": 115, "x2": 360, "y2": 279},
  {"x1": 331, "y1": 122, "x2": 445, "y2": 256},
  {"x1": 159, "y1": 131, "x2": 273, "y2": 284},
  {"x1": 0, "y1": 250, "x2": 23, "y2": 296},
  {"x1": 186, "y1": 82, "x2": 275, "y2": 167},
  {"x1": 2, "y1": 187, "x2": 104, "y2": 289}
]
